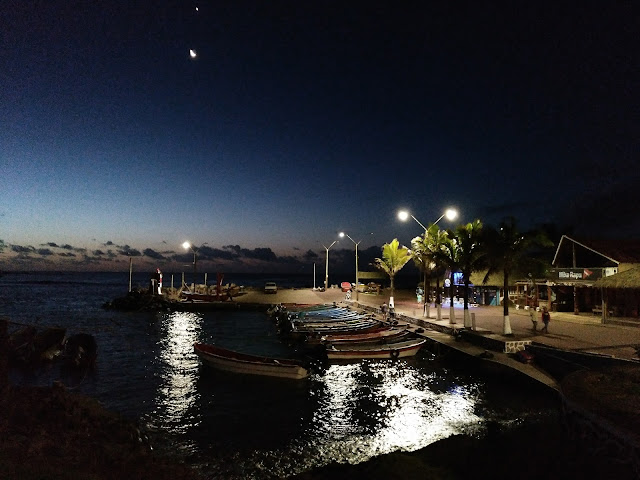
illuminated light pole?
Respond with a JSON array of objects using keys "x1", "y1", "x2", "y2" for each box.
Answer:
[
  {"x1": 182, "y1": 241, "x2": 197, "y2": 293},
  {"x1": 397, "y1": 207, "x2": 458, "y2": 229},
  {"x1": 339, "y1": 232, "x2": 362, "y2": 302},
  {"x1": 397, "y1": 208, "x2": 459, "y2": 321},
  {"x1": 323, "y1": 240, "x2": 338, "y2": 291}
]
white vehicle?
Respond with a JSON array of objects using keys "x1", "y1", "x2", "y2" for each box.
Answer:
[{"x1": 264, "y1": 282, "x2": 278, "y2": 294}]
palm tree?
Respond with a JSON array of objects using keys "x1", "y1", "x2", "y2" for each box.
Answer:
[
  {"x1": 483, "y1": 217, "x2": 551, "y2": 335},
  {"x1": 411, "y1": 234, "x2": 434, "y2": 317},
  {"x1": 453, "y1": 220, "x2": 485, "y2": 327},
  {"x1": 438, "y1": 233, "x2": 461, "y2": 324},
  {"x1": 373, "y1": 238, "x2": 412, "y2": 310},
  {"x1": 423, "y1": 224, "x2": 450, "y2": 321}
]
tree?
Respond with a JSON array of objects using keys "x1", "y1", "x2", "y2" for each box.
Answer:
[
  {"x1": 453, "y1": 220, "x2": 485, "y2": 327},
  {"x1": 422, "y1": 224, "x2": 450, "y2": 321},
  {"x1": 373, "y1": 238, "x2": 412, "y2": 310},
  {"x1": 483, "y1": 217, "x2": 552, "y2": 335},
  {"x1": 438, "y1": 232, "x2": 461, "y2": 324},
  {"x1": 411, "y1": 231, "x2": 437, "y2": 317}
]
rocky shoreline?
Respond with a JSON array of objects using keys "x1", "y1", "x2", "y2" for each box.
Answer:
[{"x1": 0, "y1": 383, "x2": 199, "y2": 479}]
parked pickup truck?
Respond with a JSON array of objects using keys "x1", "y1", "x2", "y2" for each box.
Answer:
[{"x1": 264, "y1": 282, "x2": 278, "y2": 294}]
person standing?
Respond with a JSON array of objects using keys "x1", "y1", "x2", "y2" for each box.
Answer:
[
  {"x1": 540, "y1": 307, "x2": 551, "y2": 333},
  {"x1": 530, "y1": 308, "x2": 538, "y2": 332}
]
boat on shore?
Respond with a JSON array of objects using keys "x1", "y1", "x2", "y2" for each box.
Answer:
[
  {"x1": 193, "y1": 342, "x2": 310, "y2": 380},
  {"x1": 326, "y1": 338, "x2": 426, "y2": 360}
]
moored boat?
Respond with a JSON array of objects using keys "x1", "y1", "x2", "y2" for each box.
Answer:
[
  {"x1": 326, "y1": 338, "x2": 426, "y2": 360},
  {"x1": 317, "y1": 326, "x2": 411, "y2": 345},
  {"x1": 194, "y1": 342, "x2": 309, "y2": 380},
  {"x1": 290, "y1": 318, "x2": 383, "y2": 336}
]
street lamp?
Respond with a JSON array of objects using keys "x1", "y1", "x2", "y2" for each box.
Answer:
[
  {"x1": 182, "y1": 241, "x2": 197, "y2": 292},
  {"x1": 397, "y1": 208, "x2": 459, "y2": 320},
  {"x1": 323, "y1": 240, "x2": 338, "y2": 291},
  {"x1": 397, "y1": 207, "x2": 458, "y2": 230},
  {"x1": 339, "y1": 232, "x2": 362, "y2": 301}
]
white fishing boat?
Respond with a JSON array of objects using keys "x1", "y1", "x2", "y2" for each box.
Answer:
[
  {"x1": 194, "y1": 342, "x2": 309, "y2": 380},
  {"x1": 326, "y1": 338, "x2": 426, "y2": 360}
]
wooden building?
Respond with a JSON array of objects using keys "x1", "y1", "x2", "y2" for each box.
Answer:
[{"x1": 549, "y1": 235, "x2": 640, "y2": 321}]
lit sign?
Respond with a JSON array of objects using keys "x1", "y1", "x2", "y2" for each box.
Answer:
[{"x1": 548, "y1": 268, "x2": 603, "y2": 281}]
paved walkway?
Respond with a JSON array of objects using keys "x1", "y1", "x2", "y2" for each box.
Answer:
[
  {"x1": 358, "y1": 293, "x2": 640, "y2": 360},
  {"x1": 237, "y1": 287, "x2": 640, "y2": 362}
]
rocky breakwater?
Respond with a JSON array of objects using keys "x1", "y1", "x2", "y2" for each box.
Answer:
[{"x1": 102, "y1": 288, "x2": 175, "y2": 312}]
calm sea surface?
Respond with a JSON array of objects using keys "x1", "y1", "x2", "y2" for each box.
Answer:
[{"x1": 1, "y1": 271, "x2": 558, "y2": 479}]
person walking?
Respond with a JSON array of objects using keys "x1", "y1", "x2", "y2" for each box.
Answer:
[{"x1": 540, "y1": 307, "x2": 551, "y2": 333}]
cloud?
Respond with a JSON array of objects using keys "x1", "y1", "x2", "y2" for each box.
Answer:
[
  {"x1": 11, "y1": 244, "x2": 35, "y2": 254},
  {"x1": 303, "y1": 249, "x2": 320, "y2": 261},
  {"x1": 222, "y1": 245, "x2": 278, "y2": 262},
  {"x1": 243, "y1": 247, "x2": 277, "y2": 262},
  {"x1": 0, "y1": 238, "x2": 374, "y2": 274},
  {"x1": 117, "y1": 245, "x2": 141, "y2": 256},
  {"x1": 198, "y1": 245, "x2": 239, "y2": 261},
  {"x1": 143, "y1": 248, "x2": 165, "y2": 260}
]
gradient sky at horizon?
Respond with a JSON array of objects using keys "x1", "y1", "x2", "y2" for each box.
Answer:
[{"x1": 1, "y1": 1, "x2": 638, "y2": 273}]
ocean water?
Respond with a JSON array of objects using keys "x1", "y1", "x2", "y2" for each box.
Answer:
[{"x1": 1, "y1": 271, "x2": 558, "y2": 479}]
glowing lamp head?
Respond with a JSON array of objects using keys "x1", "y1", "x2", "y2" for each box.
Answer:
[
  {"x1": 445, "y1": 208, "x2": 458, "y2": 221},
  {"x1": 182, "y1": 241, "x2": 191, "y2": 250},
  {"x1": 339, "y1": 232, "x2": 345, "y2": 238},
  {"x1": 397, "y1": 210, "x2": 410, "y2": 222}
]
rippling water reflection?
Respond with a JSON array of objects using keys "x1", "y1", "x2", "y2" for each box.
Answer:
[
  {"x1": 150, "y1": 312, "x2": 203, "y2": 435},
  {"x1": 132, "y1": 308, "x2": 552, "y2": 479},
  {"x1": 227, "y1": 359, "x2": 484, "y2": 479}
]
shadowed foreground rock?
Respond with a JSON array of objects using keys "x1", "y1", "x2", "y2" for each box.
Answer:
[
  {"x1": 291, "y1": 418, "x2": 637, "y2": 480},
  {"x1": 0, "y1": 383, "x2": 199, "y2": 480}
]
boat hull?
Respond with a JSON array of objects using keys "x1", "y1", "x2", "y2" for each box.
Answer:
[
  {"x1": 326, "y1": 338, "x2": 426, "y2": 360},
  {"x1": 194, "y1": 343, "x2": 309, "y2": 380},
  {"x1": 319, "y1": 327, "x2": 410, "y2": 345}
]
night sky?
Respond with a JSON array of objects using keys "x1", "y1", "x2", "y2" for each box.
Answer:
[{"x1": 1, "y1": 1, "x2": 638, "y2": 273}]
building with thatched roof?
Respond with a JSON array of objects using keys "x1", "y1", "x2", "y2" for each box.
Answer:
[
  {"x1": 594, "y1": 267, "x2": 640, "y2": 289},
  {"x1": 549, "y1": 236, "x2": 640, "y2": 321}
]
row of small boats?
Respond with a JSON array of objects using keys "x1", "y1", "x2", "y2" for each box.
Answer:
[{"x1": 194, "y1": 303, "x2": 426, "y2": 380}]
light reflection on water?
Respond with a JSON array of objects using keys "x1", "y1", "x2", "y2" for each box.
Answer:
[
  {"x1": 144, "y1": 309, "x2": 542, "y2": 480},
  {"x1": 251, "y1": 361, "x2": 483, "y2": 478},
  {"x1": 148, "y1": 311, "x2": 203, "y2": 435}
]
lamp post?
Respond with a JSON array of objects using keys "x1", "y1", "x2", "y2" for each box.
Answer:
[
  {"x1": 339, "y1": 232, "x2": 362, "y2": 301},
  {"x1": 397, "y1": 207, "x2": 459, "y2": 320},
  {"x1": 182, "y1": 241, "x2": 197, "y2": 293},
  {"x1": 397, "y1": 207, "x2": 458, "y2": 229},
  {"x1": 323, "y1": 240, "x2": 338, "y2": 291}
]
